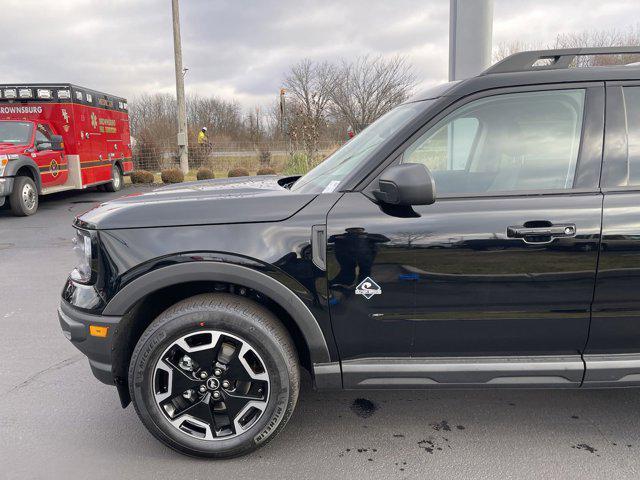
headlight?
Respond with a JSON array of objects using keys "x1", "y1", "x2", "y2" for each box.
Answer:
[
  {"x1": 0, "y1": 155, "x2": 7, "y2": 176},
  {"x1": 70, "y1": 229, "x2": 93, "y2": 283}
]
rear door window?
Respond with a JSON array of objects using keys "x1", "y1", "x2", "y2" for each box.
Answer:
[{"x1": 622, "y1": 87, "x2": 640, "y2": 186}]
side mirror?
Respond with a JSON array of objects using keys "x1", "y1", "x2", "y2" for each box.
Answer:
[
  {"x1": 37, "y1": 135, "x2": 64, "y2": 151},
  {"x1": 373, "y1": 163, "x2": 436, "y2": 206},
  {"x1": 36, "y1": 140, "x2": 51, "y2": 151},
  {"x1": 50, "y1": 135, "x2": 64, "y2": 151}
]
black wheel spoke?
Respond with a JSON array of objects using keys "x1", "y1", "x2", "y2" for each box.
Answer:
[
  {"x1": 186, "y1": 350, "x2": 218, "y2": 373},
  {"x1": 222, "y1": 392, "x2": 254, "y2": 421},
  {"x1": 180, "y1": 396, "x2": 215, "y2": 425},
  {"x1": 161, "y1": 359, "x2": 200, "y2": 394},
  {"x1": 225, "y1": 355, "x2": 255, "y2": 382}
]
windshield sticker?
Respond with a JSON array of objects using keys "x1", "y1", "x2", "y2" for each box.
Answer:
[
  {"x1": 322, "y1": 180, "x2": 341, "y2": 193},
  {"x1": 355, "y1": 277, "x2": 382, "y2": 299}
]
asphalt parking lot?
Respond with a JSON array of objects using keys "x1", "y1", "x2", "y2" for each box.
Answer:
[{"x1": 2, "y1": 185, "x2": 640, "y2": 480}]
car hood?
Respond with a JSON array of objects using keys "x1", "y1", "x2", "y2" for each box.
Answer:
[
  {"x1": 0, "y1": 144, "x2": 25, "y2": 155},
  {"x1": 76, "y1": 176, "x2": 316, "y2": 230}
]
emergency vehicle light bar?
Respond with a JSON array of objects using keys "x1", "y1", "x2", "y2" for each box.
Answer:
[
  {"x1": 37, "y1": 89, "x2": 52, "y2": 99},
  {"x1": 0, "y1": 84, "x2": 128, "y2": 111}
]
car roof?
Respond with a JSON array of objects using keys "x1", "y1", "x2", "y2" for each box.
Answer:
[{"x1": 411, "y1": 47, "x2": 640, "y2": 102}]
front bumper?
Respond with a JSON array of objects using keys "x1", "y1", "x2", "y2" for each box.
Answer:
[
  {"x1": 0, "y1": 177, "x2": 14, "y2": 206},
  {"x1": 58, "y1": 300, "x2": 121, "y2": 385}
]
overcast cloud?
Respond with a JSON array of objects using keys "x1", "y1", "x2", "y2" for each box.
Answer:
[{"x1": 2, "y1": 0, "x2": 639, "y2": 110}]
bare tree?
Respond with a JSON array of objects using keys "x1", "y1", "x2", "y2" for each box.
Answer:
[
  {"x1": 494, "y1": 25, "x2": 640, "y2": 65},
  {"x1": 283, "y1": 59, "x2": 337, "y2": 159},
  {"x1": 492, "y1": 40, "x2": 543, "y2": 64},
  {"x1": 329, "y1": 55, "x2": 416, "y2": 133},
  {"x1": 129, "y1": 93, "x2": 177, "y2": 143},
  {"x1": 552, "y1": 26, "x2": 640, "y2": 66},
  {"x1": 129, "y1": 93, "x2": 179, "y2": 170},
  {"x1": 186, "y1": 94, "x2": 244, "y2": 142}
]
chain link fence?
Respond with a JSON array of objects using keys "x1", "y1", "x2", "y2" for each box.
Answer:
[{"x1": 132, "y1": 140, "x2": 340, "y2": 175}]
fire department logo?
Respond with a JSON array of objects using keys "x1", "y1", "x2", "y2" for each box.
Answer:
[
  {"x1": 49, "y1": 159, "x2": 60, "y2": 178},
  {"x1": 91, "y1": 112, "x2": 98, "y2": 129},
  {"x1": 355, "y1": 277, "x2": 382, "y2": 300}
]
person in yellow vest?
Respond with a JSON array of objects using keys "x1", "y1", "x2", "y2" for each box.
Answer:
[{"x1": 197, "y1": 126, "x2": 208, "y2": 145}]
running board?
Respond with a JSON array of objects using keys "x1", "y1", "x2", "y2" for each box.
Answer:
[
  {"x1": 41, "y1": 184, "x2": 77, "y2": 195},
  {"x1": 342, "y1": 356, "x2": 584, "y2": 389},
  {"x1": 583, "y1": 353, "x2": 640, "y2": 387}
]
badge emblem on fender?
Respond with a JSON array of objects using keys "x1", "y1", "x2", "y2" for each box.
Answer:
[
  {"x1": 355, "y1": 277, "x2": 382, "y2": 299},
  {"x1": 49, "y1": 159, "x2": 60, "y2": 177}
]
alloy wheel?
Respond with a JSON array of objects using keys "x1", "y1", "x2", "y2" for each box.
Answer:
[{"x1": 153, "y1": 329, "x2": 270, "y2": 441}]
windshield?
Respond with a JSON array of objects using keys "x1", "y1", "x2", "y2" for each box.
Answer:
[
  {"x1": 290, "y1": 101, "x2": 431, "y2": 193},
  {"x1": 0, "y1": 121, "x2": 33, "y2": 145}
]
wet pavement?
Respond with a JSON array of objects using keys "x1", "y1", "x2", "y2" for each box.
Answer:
[{"x1": 2, "y1": 185, "x2": 640, "y2": 479}]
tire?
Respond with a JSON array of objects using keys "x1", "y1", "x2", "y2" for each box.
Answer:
[
  {"x1": 9, "y1": 176, "x2": 38, "y2": 216},
  {"x1": 128, "y1": 293, "x2": 300, "y2": 458},
  {"x1": 104, "y1": 164, "x2": 123, "y2": 192}
]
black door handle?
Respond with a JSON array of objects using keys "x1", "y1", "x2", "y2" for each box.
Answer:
[{"x1": 507, "y1": 222, "x2": 576, "y2": 244}]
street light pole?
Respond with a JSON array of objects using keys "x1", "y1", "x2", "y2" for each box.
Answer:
[{"x1": 171, "y1": 0, "x2": 189, "y2": 173}]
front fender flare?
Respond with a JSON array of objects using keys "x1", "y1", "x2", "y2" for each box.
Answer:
[
  {"x1": 5, "y1": 155, "x2": 42, "y2": 192},
  {"x1": 102, "y1": 261, "x2": 332, "y2": 365}
]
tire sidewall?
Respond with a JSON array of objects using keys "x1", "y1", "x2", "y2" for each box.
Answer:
[
  {"x1": 130, "y1": 305, "x2": 293, "y2": 457},
  {"x1": 106, "y1": 165, "x2": 123, "y2": 192},
  {"x1": 113, "y1": 166, "x2": 122, "y2": 190},
  {"x1": 11, "y1": 176, "x2": 38, "y2": 216}
]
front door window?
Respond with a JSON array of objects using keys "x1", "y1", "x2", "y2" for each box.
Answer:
[{"x1": 402, "y1": 89, "x2": 586, "y2": 195}]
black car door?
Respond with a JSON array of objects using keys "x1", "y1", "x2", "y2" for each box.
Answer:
[
  {"x1": 584, "y1": 83, "x2": 640, "y2": 387},
  {"x1": 328, "y1": 84, "x2": 605, "y2": 388}
]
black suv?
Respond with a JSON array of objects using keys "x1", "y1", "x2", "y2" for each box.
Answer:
[{"x1": 59, "y1": 48, "x2": 640, "y2": 458}]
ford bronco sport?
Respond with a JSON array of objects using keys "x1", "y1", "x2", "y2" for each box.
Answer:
[{"x1": 59, "y1": 48, "x2": 640, "y2": 457}]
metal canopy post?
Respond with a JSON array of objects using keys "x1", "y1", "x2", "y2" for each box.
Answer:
[{"x1": 449, "y1": 0, "x2": 494, "y2": 81}]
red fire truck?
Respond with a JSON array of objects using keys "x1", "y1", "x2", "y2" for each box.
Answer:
[{"x1": 0, "y1": 84, "x2": 133, "y2": 216}]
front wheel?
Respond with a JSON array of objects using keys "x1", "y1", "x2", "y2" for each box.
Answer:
[
  {"x1": 9, "y1": 176, "x2": 38, "y2": 216},
  {"x1": 128, "y1": 293, "x2": 300, "y2": 458},
  {"x1": 104, "y1": 164, "x2": 123, "y2": 192}
]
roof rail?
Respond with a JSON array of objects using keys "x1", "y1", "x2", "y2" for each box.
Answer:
[{"x1": 483, "y1": 47, "x2": 640, "y2": 75}]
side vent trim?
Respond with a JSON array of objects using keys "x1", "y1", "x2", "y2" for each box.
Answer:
[{"x1": 311, "y1": 224, "x2": 327, "y2": 271}]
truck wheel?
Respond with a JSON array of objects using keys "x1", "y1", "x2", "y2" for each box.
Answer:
[
  {"x1": 9, "y1": 176, "x2": 38, "y2": 216},
  {"x1": 128, "y1": 293, "x2": 300, "y2": 458},
  {"x1": 105, "y1": 164, "x2": 123, "y2": 192}
]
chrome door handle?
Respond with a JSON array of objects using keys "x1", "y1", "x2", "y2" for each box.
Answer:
[{"x1": 507, "y1": 222, "x2": 576, "y2": 244}]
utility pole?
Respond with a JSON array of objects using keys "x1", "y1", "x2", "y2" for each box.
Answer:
[
  {"x1": 171, "y1": 0, "x2": 189, "y2": 173},
  {"x1": 279, "y1": 88, "x2": 286, "y2": 136}
]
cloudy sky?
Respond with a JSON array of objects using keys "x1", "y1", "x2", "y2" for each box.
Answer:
[{"x1": 2, "y1": 0, "x2": 639, "y2": 110}]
